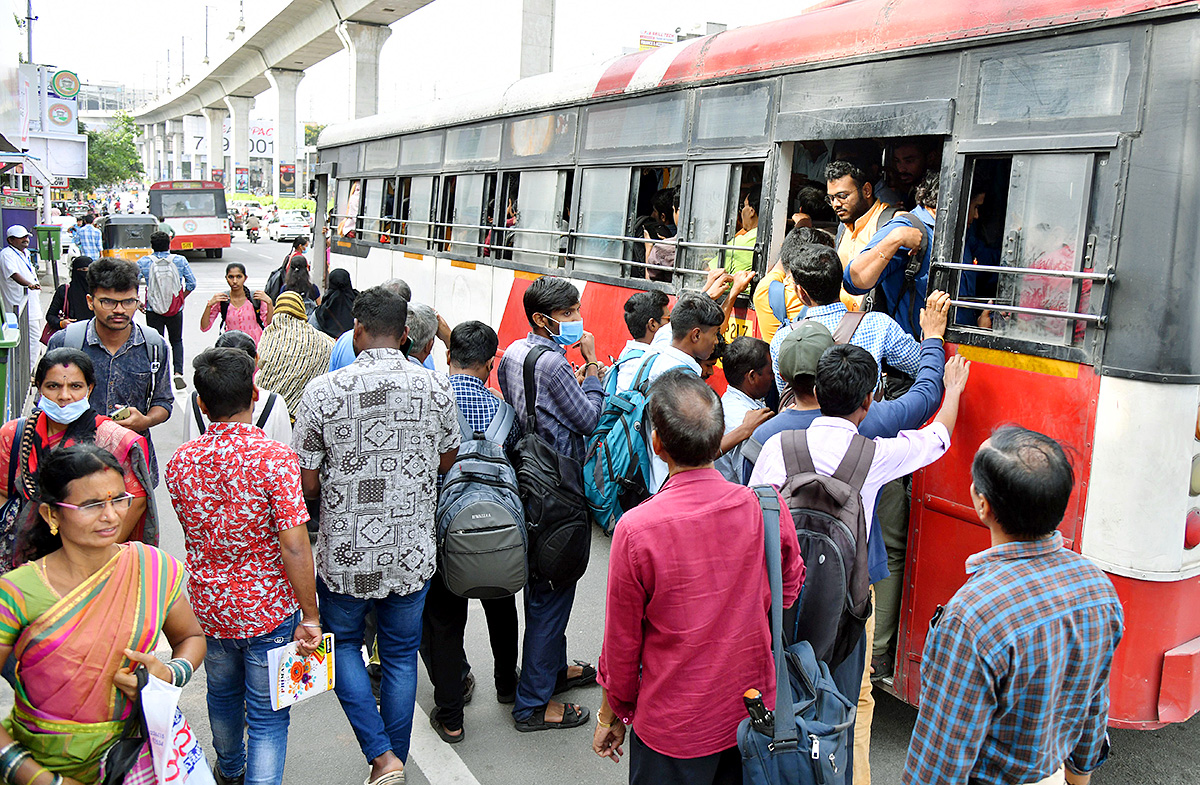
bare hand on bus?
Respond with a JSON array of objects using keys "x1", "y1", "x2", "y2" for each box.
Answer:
[
  {"x1": 920, "y1": 290, "x2": 951, "y2": 340},
  {"x1": 943, "y1": 354, "x2": 970, "y2": 394},
  {"x1": 704, "y1": 272, "x2": 733, "y2": 301},
  {"x1": 730, "y1": 269, "x2": 756, "y2": 297}
]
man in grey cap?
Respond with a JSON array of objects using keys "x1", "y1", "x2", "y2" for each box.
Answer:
[{"x1": 1, "y1": 225, "x2": 43, "y2": 371}]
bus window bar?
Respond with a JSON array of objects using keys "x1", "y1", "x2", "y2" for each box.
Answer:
[
  {"x1": 948, "y1": 298, "x2": 1104, "y2": 326},
  {"x1": 934, "y1": 261, "x2": 1113, "y2": 282}
]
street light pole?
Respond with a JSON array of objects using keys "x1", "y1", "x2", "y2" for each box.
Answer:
[
  {"x1": 203, "y1": 6, "x2": 210, "y2": 65},
  {"x1": 25, "y1": 0, "x2": 34, "y2": 62}
]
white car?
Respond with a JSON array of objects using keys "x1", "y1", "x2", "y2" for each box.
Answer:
[{"x1": 267, "y1": 212, "x2": 313, "y2": 242}]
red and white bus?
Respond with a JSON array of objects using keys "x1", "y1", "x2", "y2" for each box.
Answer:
[
  {"x1": 148, "y1": 180, "x2": 231, "y2": 257},
  {"x1": 316, "y1": 0, "x2": 1200, "y2": 728}
]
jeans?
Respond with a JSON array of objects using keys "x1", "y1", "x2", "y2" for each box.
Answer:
[
  {"x1": 512, "y1": 578, "x2": 576, "y2": 721},
  {"x1": 629, "y1": 728, "x2": 742, "y2": 785},
  {"x1": 421, "y1": 571, "x2": 519, "y2": 729},
  {"x1": 205, "y1": 613, "x2": 298, "y2": 785},
  {"x1": 317, "y1": 577, "x2": 429, "y2": 763},
  {"x1": 145, "y1": 310, "x2": 185, "y2": 375}
]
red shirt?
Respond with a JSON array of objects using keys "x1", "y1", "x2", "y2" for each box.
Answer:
[
  {"x1": 165, "y1": 421, "x2": 309, "y2": 639},
  {"x1": 597, "y1": 468, "x2": 804, "y2": 758}
]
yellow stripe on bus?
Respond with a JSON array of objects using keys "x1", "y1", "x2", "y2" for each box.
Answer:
[
  {"x1": 450, "y1": 260, "x2": 477, "y2": 270},
  {"x1": 402, "y1": 252, "x2": 423, "y2": 260},
  {"x1": 955, "y1": 345, "x2": 1080, "y2": 379},
  {"x1": 514, "y1": 271, "x2": 543, "y2": 281}
]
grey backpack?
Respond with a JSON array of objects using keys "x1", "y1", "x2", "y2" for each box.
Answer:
[{"x1": 436, "y1": 401, "x2": 528, "y2": 599}]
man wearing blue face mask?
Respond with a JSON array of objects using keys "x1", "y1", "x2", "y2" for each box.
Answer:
[{"x1": 497, "y1": 276, "x2": 604, "y2": 733}]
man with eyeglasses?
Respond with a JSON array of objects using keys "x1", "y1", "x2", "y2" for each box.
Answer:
[
  {"x1": 48, "y1": 258, "x2": 172, "y2": 486},
  {"x1": 826, "y1": 159, "x2": 894, "y2": 273}
]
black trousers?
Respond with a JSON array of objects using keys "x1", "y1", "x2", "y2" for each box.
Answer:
[
  {"x1": 420, "y1": 571, "x2": 519, "y2": 729},
  {"x1": 145, "y1": 310, "x2": 185, "y2": 375},
  {"x1": 629, "y1": 728, "x2": 742, "y2": 785}
]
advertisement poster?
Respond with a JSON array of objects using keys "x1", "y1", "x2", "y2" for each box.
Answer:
[
  {"x1": 211, "y1": 168, "x2": 224, "y2": 186},
  {"x1": 279, "y1": 164, "x2": 295, "y2": 196},
  {"x1": 234, "y1": 167, "x2": 249, "y2": 192}
]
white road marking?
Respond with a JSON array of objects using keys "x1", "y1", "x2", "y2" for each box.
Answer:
[{"x1": 409, "y1": 699, "x2": 483, "y2": 785}]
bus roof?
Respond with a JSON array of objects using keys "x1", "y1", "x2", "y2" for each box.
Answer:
[
  {"x1": 319, "y1": 0, "x2": 1196, "y2": 149},
  {"x1": 149, "y1": 180, "x2": 224, "y2": 190}
]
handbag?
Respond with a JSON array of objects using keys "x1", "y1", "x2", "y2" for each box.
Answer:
[
  {"x1": 738, "y1": 486, "x2": 857, "y2": 785},
  {"x1": 142, "y1": 672, "x2": 216, "y2": 785},
  {"x1": 99, "y1": 667, "x2": 150, "y2": 785},
  {"x1": 40, "y1": 284, "x2": 66, "y2": 345}
]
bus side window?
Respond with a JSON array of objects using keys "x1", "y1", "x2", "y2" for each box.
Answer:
[
  {"x1": 363, "y1": 179, "x2": 384, "y2": 243},
  {"x1": 575, "y1": 167, "x2": 632, "y2": 278},
  {"x1": 626, "y1": 166, "x2": 681, "y2": 283},
  {"x1": 380, "y1": 178, "x2": 397, "y2": 243},
  {"x1": 511, "y1": 169, "x2": 572, "y2": 270},
  {"x1": 440, "y1": 173, "x2": 493, "y2": 257},
  {"x1": 956, "y1": 153, "x2": 1098, "y2": 346},
  {"x1": 397, "y1": 175, "x2": 435, "y2": 251},
  {"x1": 685, "y1": 162, "x2": 764, "y2": 275}
]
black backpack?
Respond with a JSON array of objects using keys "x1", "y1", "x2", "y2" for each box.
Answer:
[
  {"x1": 219, "y1": 286, "x2": 265, "y2": 331},
  {"x1": 509, "y1": 345, "x2": 591, "y2": 588},
  {"x1": 776, "y1": 429, "x2": 876, "y2": 668},
  {"x1": 190, "y1": 390, "x2": 279, "y2": 435}
]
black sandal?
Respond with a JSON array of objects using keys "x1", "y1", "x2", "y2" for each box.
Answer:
[
  {"x1": 513, "y1": 702, "x2": 590, "y2": 732},
  {"x1": 553, "y1": 660, "x2": 597, "y2": 694}
]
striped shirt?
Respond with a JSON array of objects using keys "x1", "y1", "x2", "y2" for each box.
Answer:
[
  {"x1": 255, "y1": 313, "x2": 335, "y2": 420},
  {"x1": 903, "y1": 533, "x2": 1124, "y2": 784},
  {"x1": 74, "y1": 224, "x2": 103, "y2": 258}
]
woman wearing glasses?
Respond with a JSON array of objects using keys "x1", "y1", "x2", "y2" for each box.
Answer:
[
  {"x1": 0, "y1": 349, "x2": 157, "y2": 567},
  {"x1": 0, "y1": 444, "x2": 205, "y2": 785}
]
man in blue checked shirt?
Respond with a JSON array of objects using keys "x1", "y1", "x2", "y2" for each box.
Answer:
[
  {"x1": 770, "y1": 239, "x2": 920, "y2": 395},
  {"x1": 422, "y1": 320, "x2": 520, "y2": 744},
  {"x1": 74, "y1": 213, "x2": 104, "y2": 259},
  {"x1": 903, "y1": 427, "x2": 1123, "y2": 785}
]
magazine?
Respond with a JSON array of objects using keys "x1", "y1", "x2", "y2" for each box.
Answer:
[{"x1": 267, "y1": 632, "x2": 335, "y2": 710}]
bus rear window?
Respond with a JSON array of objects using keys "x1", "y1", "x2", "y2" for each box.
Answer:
[{"x1": 158, "y1": 192, "x2": 219, "y2": 218}]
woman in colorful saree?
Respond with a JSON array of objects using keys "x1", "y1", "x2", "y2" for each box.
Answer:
[
  {"x1": 0, "y1": 349, "x2": 159, "y2": 567},
  {"x1": 0, "y1": 445, "x2": 205, "y2": 785}
]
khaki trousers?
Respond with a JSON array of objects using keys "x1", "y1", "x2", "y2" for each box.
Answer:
[{"x1": 853, "y1": 587, "x2": 876, "y2": 784}]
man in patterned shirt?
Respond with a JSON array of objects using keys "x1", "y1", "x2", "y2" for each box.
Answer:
[
  {"x1": 293, "y1": 286, "x2": 460, "y2": 785},
  {"x1": 903, "y1": 427, "x2": 1123, "y2": 785},
  {"x1": 166, "y1": 347, "x2": 321, "y2": 785},
  {"x1": 770, "y1": 241, "x2": 919, "y2": 394},
  {"x1": 422, "y1": 320, "x2": 519, "y2": 744},
  {"x1": 74, "y1": 213, "x2": 104, "y2": 259}
]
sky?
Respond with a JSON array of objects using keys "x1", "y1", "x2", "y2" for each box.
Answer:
[{"x1": 31, "y1": 0, "x2": 820, "y2": 127}]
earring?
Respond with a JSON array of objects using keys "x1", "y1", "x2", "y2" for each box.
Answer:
[{"x1": 49, "y1": 521, "x2": 58, "y2": 536}]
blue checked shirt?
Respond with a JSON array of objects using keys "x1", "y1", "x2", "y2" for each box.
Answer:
[
  {"x1": 769, "y1": 302, "x2": 921, "y2": 393},
  {"x1": 497, "y1": 334, "x2": 603, "y2": 462},
  {"x1": 449, "y1": 373, "x2": 520, "y2": 452},
  {"x1": 74, "y1": 224, "x2": 103, "y2": 259},
  {"x1": 903, "y1": 533, "x2": 1124, "y2": 785}
]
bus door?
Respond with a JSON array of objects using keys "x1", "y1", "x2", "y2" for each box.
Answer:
[{"x1": 895, "y1": 144, "x2": 1119, "y2": 706}]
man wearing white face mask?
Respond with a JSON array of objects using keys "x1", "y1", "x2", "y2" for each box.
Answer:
[{"x1": 497, "y1": 276, "x2": 604, "y2": 733}]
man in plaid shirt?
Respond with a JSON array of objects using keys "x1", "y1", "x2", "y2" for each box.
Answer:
[
  {"x1": 903, "y1": 426, "x2": 1123, "y2": 785},
  {"x1": 74, "y1": 213, "x2": 104, "y2": 259}
]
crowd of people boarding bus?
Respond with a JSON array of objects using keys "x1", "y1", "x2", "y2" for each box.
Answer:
[{"x1": 0, "y1": 156, "x2": 1121, "y2": 785}]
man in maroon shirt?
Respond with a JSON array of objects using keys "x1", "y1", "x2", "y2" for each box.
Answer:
[{"x1": 593, "y1": 369, "x2": 804, "y2": 784}]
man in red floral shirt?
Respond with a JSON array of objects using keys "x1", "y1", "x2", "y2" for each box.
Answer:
[{"x1": 165, "y1": 347, "x2": 322, "y2": 785}]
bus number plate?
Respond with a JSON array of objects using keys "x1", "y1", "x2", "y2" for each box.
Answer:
[{"x1": 181, "y1": 242, "x2": 193, "y2": 250}]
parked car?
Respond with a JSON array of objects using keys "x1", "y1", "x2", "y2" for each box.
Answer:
[{"x1": 266, "y1": 211, "x2": 313, "y2": 242}]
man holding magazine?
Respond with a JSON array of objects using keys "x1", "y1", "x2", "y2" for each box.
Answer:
[{"x1": 165, "y1": 346, "x2": 322, "y2": 785}]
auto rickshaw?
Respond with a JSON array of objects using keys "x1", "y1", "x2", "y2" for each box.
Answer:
[{"x1": 96, "y1": 214, "x2": 157, "y2": 262}]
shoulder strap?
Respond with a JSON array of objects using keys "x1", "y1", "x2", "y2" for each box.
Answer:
[
  {"x1": 7, "y1": 419, "x2": 24, "y2": 495},
  {"x1": 456, "y1": 405, "x2": 475, "y2": 440},
  {"x1": 255, "y1": 391, "x2": 277, "y2": 429},
  {"x1": 832, "y1": 310, "x2": 868, "y2": 344},
  {"x1": 780, "y1": 428, "x2": 817, "y2": 479},
  {"x1": 741, "y1": 435, "x2": 764, "y2": 467},
  {"x1": 631, "y1": 352, "x2": 662, "y2": 393},
  {"x1": 63, "y1": 319, "x2": 88, "y2": 350},
  {"x1": 894, "y1": 211, "x2": 931, "y2": 262},
  {"x1": 190, "y1": 392, "x2": 206, "y2": 435},
  {"x1": 484, "y1": 401, "x2": 516, "y2": 445},
  {"x1": 521, "y1": 345, "x2": 552, "y2": 428},
  {"x1": 605, "y1": 348, "x2": 646, "y2": 397},
  {"x1": 830, "y1": 433, "x2": 877, "y2": 493},
  {"x1": 767, "y1": 280, "x2": 789, "y2": 326},
  {"x1": 751, "y1": 484, "x2": 799, "y2": 751}
]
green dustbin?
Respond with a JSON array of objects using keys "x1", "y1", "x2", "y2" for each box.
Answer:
[{"x1": 35, "y1": 225, "x2": 61, "y2": 263}]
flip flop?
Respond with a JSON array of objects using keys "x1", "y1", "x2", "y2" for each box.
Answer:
[
  {"x1": 553, "y1": 660, "x2": 597, "y2": 694},
  {"x1": 364, "y1": 770, "x2": 405, "y2": 785},
  {"x1": 513, "y1": 702, "x2": 590, "y2": 733}
]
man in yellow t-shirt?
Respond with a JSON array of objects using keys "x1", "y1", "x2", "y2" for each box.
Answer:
[{"x1": 753, "y1": 226, "x2": 857, "y2": 343}]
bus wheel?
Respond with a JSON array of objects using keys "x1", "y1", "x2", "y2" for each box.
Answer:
[
  {"x1": 214, "y1": 248, "x2": 222, "y2": 258},
  {"x1": 204, "y1": 249, "x2": 214, "y2": 258}
]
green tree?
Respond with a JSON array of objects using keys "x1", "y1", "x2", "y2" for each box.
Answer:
[
  {"x1": 304, "y1": 123, "x2": 326, "y2": 146},
  {"x1": 74, "y1": 112, "x2": 143, "y2": 191}
]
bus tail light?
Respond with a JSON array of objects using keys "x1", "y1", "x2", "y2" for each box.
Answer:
[{"x1": 1186, "y1": 509, "x2": 1200, "y2": 550}]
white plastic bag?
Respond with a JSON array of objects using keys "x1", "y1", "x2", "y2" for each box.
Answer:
[{"x1": 141, "y1": 673, "x2": 217, "y2": 785}]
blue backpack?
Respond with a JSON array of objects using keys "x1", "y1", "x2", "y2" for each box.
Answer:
[
  {"x1": 583, "y1": 349, "x2": 664, "y2": 534},
  {"x1": 767, "y1": 279, "x2": 807, "y2": 330}
]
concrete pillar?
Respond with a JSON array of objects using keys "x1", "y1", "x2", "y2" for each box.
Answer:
[
  {"x1": 168, "y1": 119, "x2": 184, "y2": 183},
  {"x1": 202, "y1": 106, "x2": 228, "y2": 187},
  {"x1": 267, "y1": 69, "x2": 304, "y2": 198},
  {"x1": 146, "y1": 124, "x2": 159, "y2": 184},
  {"x1": 139, "y1": 125, "x2": 152, "y2": 179},
  {"x1": 336, "y1": 21, "x2": 392, "y2": 119},
  {"x1": 224, "y1": 96, "x2": 254, "y2": 194},
  {"x1": 520, "y1": 0, "x2": 555, "y2": 79}
]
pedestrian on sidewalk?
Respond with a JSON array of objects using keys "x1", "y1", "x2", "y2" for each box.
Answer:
[
  {"x1": 292, "y1": 286, "x2": 460, "y2": 785},
  {"x1": 0, "y1": 225, "x2": 43, "y2": 373},
  {"x1": 166, "y1": 347, "x2": 321, "y2": 785},
  {"x1": 136, "y1": 231, "x2": 196, "y2": 390}
]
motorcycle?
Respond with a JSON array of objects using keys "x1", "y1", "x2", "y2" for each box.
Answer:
[{"x1": 248, "y1": 226, "x2": 260, "y2": 243}]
